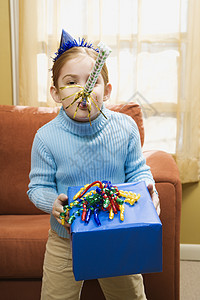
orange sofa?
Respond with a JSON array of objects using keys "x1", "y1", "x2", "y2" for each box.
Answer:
[{"x1": 0, "y1": 103, "x2": 181, "y2": 300}]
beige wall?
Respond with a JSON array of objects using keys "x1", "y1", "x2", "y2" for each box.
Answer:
[
  {"x1": 0, "y1": 0, "x2": 13, "y2": 105},
  {"x1": 1, "y1": 0, "x2": 200, "y2": 245},
  {"x1": 181, "y1": 182, "x2": 200, "y2": 244}
]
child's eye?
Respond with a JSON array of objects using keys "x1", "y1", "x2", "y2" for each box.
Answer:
[{"x1": 67, "y1": 81, "x2": 76, "y2": 85}]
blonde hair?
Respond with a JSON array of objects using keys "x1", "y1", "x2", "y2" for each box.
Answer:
[{"x1": 52, "y1": 47, "x2": 109, "y2": 89}]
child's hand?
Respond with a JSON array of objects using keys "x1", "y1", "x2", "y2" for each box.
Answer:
[
  {"x1": 52, "y1": 194, "x2": 71, "y2": 233},
  {"x1": 147, "y1": 184, "x2": 161, "y2": 216}
]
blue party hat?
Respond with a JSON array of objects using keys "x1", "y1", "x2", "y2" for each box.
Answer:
[
  {"x1": 59, "y1": 29, "x2": 74, "y2": 47},
  {"x1": 53, "y1": 29, "x2": 99, "y2": 62}
]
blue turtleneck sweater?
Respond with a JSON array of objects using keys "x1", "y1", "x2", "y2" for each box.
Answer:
[{"x1": 27, "y1": 105, "x2": 155, "y2": 238}]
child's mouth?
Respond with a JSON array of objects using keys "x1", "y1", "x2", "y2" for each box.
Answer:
[{"x1": 78, "y1": 101, "x2": 88, "y2": 110}]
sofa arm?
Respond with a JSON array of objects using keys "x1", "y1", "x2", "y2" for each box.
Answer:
[
  {"x1": 144, "y1": 150, "x2": 180, "y2": 184},
  {"x1": 143, "y1": 150, "x2": 182, "y2": 300}
]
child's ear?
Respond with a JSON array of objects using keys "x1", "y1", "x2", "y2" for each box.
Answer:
[
  {"x1": 50, "y1": 86, "x2": 62, "y2": 103},
  {"x1": 103, "y1": 83, "x2": 112, "y2": 102}
]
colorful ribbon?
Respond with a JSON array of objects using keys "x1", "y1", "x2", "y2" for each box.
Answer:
[{"x1": 60, "y1": 181, "x2": 140, "y2": 226}]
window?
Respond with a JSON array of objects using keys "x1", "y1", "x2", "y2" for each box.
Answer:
[{"x1": 29, "y1": 0, "x2": 187, "y2": 154}]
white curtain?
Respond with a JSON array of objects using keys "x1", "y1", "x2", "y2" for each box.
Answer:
[
  {"x1": 175, "y1": 0, "x2": 200, "y2": 183},
  {"x1": 19, "y1": 0, "x2": 200, "y2": 183}
]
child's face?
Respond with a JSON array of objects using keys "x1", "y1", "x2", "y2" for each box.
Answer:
[{"x1": 51, "y1": 54, "x2": 111, "y2": 122}]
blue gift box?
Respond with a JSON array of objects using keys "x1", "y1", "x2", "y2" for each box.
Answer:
[{"x1": 68, "y1": 181, "x2": 162, "y2": 281}]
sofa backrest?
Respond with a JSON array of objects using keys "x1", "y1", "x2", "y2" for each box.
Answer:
[{"x1": 0, "y1": 103, "x2": 144, "y2": 215}]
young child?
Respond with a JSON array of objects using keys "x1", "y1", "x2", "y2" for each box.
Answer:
[{"x1": 28, "y1": 30, "x2": 160, "y2": 300}]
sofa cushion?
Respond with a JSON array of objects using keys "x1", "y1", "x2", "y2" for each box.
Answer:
[
  {"x1": 106, "y1": 102, "x2": 144, "y2": 146},
  {"x1": 0, "y1": 215, "x2": 50, "y2": 278},
  {"x1": 0, "y1": 105, "x2": 59, "y2": 215}
]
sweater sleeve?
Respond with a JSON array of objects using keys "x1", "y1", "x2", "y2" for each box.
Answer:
[
  {"x1": 124, "y1": 120, "x2": 155, "y2": 188},
  {"x1": 27, "y1": 134, "x2": 58, "y2": 214}
]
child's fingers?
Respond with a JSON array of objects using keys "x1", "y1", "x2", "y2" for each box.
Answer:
[
  {"x1": 152, "y1": 193, "x2": 160, "y2": 215},
  {"x1": 52, "y1": 194, "x2": 71, "y2": 232},
  {"x1": 147, "y1": 184, "x2": 160, "y2": 216},
  {"x1": 57, "y1": 193, "x2": 68, "y2": 204},
  {"x1": 147, "y1": 183, "x2": 154, "y2": 196},
  {"x1": 52, "y1": 194, "x2": 68, "y2": 219},
  {"x1": 53, "y1": 202, "x2": 64, "y2": 214}
]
